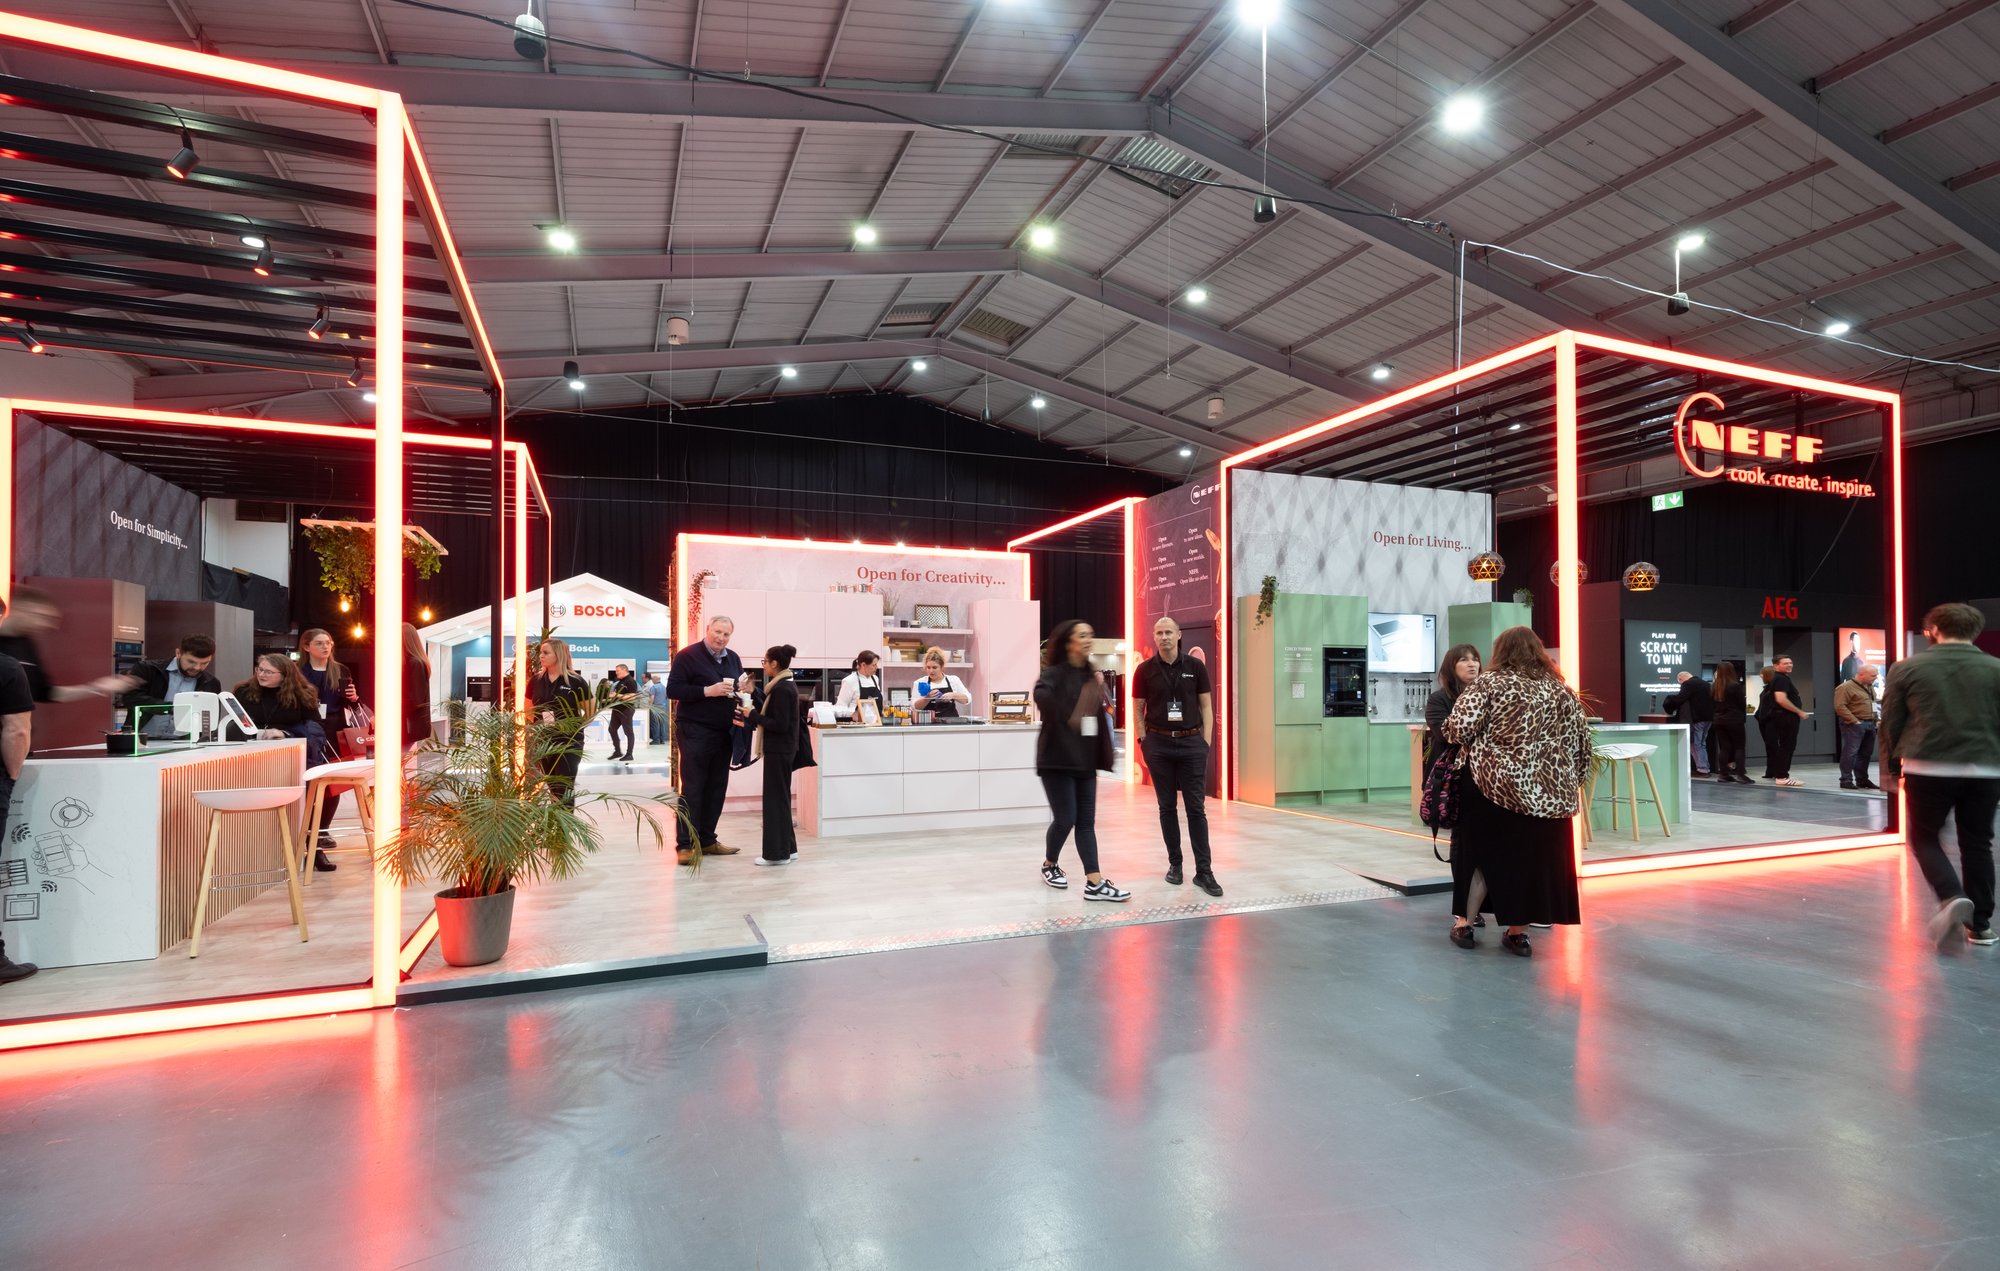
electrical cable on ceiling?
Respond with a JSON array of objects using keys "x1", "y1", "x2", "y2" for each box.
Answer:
[{"x1": 388, "y1": 0, "x2": 1445, "y2": 231}]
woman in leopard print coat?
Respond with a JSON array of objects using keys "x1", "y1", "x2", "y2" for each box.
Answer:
[{"x1": 1442, "y1": 626, "x2": 1593, "y2": 956}]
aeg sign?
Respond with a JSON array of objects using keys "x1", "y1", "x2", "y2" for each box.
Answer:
[{"x1": 1672, "y1": 393, "x2": 1874, "y2": 498}]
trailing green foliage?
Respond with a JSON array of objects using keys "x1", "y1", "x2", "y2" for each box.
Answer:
[{"x1": 305, "y1": 524, "x2": 445, "y2": 604}]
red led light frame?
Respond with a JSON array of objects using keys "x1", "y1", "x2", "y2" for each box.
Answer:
[
  {"x1": 0, "y1": 12, "x2": 521, "y2": 1049},
  {"x1": 1212, "y1": 332, "x2": 1903, "y2": 879}
]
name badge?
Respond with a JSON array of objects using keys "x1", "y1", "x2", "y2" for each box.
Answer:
[{"x1": 1166, "y1": 699, "x2": 1184, "y2": 723}]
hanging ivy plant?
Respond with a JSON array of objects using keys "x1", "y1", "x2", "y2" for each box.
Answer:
[
  {"x1": 688, "y1": 569, "x2": 716, "y2": 636},
  {"x1": 1255, "y1": 574, "x2": 1278, "y2": 628},
  {"x1": 305, "y1": 524, "x2": 444, "y2": 605}
]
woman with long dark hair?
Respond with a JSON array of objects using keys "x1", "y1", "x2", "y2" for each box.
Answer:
[
  {"x1": 1755, "y1": 663, "x2": 1777, "y2": 777},
  {"x1": 754, "y1": 644, "x2": 801, "y2": 866},
  {"x1": 236, "y1": 653, "x2": 338, "y2": 869},
  {"x1": 401, "y1": 622, "x2": 433, "y2": 751},
  {"x1": 1711, "y1": 662, "x2": 1751, "y2": 783},
  {"x1": 1034, "y1": 619, "x2": 1130, "y2": 902},
  {"x1": 298, "y1": 627, "x2": 359, "y2": 853},
  {"x1": 1427, "y1": 643, "x2": 1486, "y2": 935},
  {"x1": 1442, "y1": 627, "x2": 1593, "y2": 957},
  {"x1": 529, "y1": 637, "x2": 591, "y2": 806}
]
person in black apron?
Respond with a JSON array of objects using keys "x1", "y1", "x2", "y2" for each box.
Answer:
[
  {"x1": 915, "y1": 647, "x2": 970, "y2": 718},
  {"x1": 837, "y1": 651, "x2": 886, "y2": 721}
]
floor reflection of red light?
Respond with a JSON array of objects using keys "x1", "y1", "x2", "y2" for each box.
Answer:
[
  {"x1": 1102, "y1": 922, "x2": 1160, "y2": 1114},
  {"x1": 1883, "y1": 843, "x2": 1925, "y2": 1094}
]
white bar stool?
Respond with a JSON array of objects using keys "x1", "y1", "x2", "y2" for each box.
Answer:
[
  {"x1": 1588, "y1": 743, "x2": 1673, "y2": 842},
  {"x1": 189, "y1": 786, "x2": 309, "y2": 957},
  {"x1": 302, "y1": 758, "x2": 376, "y2": 884}
]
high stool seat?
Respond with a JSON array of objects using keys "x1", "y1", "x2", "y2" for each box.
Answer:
[
  {"x1": 302, "y1": 759, "x2": 377, "y2": 884},
  {"x1": 1586, "y1": 743, "x2": 1672, "y2": 843},
  {"x1": 189, "y1": 786, "x2": 308, "y2": 957}
]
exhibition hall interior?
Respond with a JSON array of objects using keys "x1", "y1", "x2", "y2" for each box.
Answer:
[{"x1": 2, "y1": 2, "x2": 1998, "y2": 1266}]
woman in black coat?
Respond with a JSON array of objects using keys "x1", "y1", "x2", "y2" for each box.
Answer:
[
  {"x1": 1425, "y1": 643, "x2": 1482, "y2": 765},
  {"x1": 1710, "y1": 661, "x2": 1751, "y2": 783},
  {"x1": 233, "y1": 654, "x2": 338, "y2": 871},
  {"x1": 1033, "y1": 619, "x2": 1130, "y2": 902},
  {"x1": 753, "y1": 644, "x2": 800, "y2": 865},
  {"x1": 529, "y1": 638, "x2": 592, "y2": 806}
]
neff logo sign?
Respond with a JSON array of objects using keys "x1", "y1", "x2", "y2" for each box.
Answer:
[
  {"x1": 1187, "y1": 481, "x2": 1220, "y2": 505},
  {"x1": 109, "y1": 510, "x2": 187, "y2": 550}
]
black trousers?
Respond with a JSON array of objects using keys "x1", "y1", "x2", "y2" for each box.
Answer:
[
  {"x1": 540, "y1": 746, "x2": 582, "y2": 807},
  {"x1": 1712, "y1": 719, "x2": 1747, "y2": 778},
  {"x1": 1757, "y1": 713, "x2": 1776, "y2": 774},
  {"x1": 608, "y1": 708, "x2": 635, "y2": 757},
  {"x1": 1905, "y1": 774, "x2": 2000, "y2": 930},
  {"x1": 762, "y1": 760, "x2": 797, "y2": 861},
  {"x1": 1141, "y1": 734, "x2": 1211, "y2": 872},
  {"x1": 1768, "y1": 712, "x2": 1801, "y2": 779},
  {"x1": 675, "y1": 728, "x2": 732, "y2": 851},
  {"x1": 1040, "y1": 771, "x2": 1100, "y2": 875}
]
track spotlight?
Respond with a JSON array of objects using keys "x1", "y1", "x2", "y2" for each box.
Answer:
[
  {"x1": 251, "y1": 242, "x2": 274, "y2": 276},
  {"x1": 1027, "y1": 224, "x2": 1057, "y2": 250},
  {"x1": 12, "y1": 323, "x2": 45, "y2": 354},
  {"x1": 780, "y1": 366, "x2": 798, "y2": 379},
  {"x1": 165, "y1": 128, "x2": 199, "y2": 179},
  {"x1": 346, "y1": 359, "x2": 365, "y2": 389},
  {"x1": 1370, "y1": 363, "x2": 1392, "y2": 381},
  {"x1": 308, "y1": 306, "x2": 329, "y2": 340},
  {"x1": 853, "y1": 224, "x2": 878, "y2": 245},
  {"x1": 1030, "y1": 396, "x2": 1046, "y2": 410},
  {"x1": 1439, "y1": 94, "x2": 1484, "y2": 134},
  {"x1": 1252, "y1": 195, "x2": 1278, "y2": 223},
  {"x1": 911, "y1": 359, "x2": 927, "y2": 372},
  {"x1": 564, "y1": 359, "x2": 585, "y2": 391},
  {"x1": 240, "y1": 231, "x2": 267, "y2": 250}
]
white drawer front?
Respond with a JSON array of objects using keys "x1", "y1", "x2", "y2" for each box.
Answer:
[
  {"x1": 980, "y1": 768, "x2": 1047, "y2": 811},
  {"x1": 903, "y1": 772, "x2": 979, "y2": 815},
  {"x1": 819, "y1": 735, "x2": 906, "y2": 777},
  {"x1": 821, "y1": 774, "x2": 904, "y2": 818},
  {"x1": 903, "y1": 730, "x2": 982, "y2": 773},
  {"x1": 980, "y1": 729, "x2": 1039, "y2": 769}
]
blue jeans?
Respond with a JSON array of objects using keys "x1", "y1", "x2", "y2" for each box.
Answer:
[
  {"x1": 1840, "y1": 722, "x2": 1876, "y2": 785},
  {"x1": 1689, "y1": 721, "x2": 1711, "y2": 774}
]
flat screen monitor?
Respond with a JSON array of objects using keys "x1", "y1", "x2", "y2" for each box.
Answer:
[{"x1": 1367, "y1": 613, "x2": 1437, "y2": 675}]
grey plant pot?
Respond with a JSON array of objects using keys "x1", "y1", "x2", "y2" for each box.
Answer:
[{"x1": 435, "y1": 885, "x2": 516, "y2": 967}]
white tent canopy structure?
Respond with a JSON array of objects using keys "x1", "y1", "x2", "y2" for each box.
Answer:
[{"x1": 419, "y1": 573, "x2": 674, "y2": 706}]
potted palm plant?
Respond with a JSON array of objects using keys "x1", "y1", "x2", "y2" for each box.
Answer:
[{"x1": 379, "y1": 697, "x2": 694, "y2": 967}]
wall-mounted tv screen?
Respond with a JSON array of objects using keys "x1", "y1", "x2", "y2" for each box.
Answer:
[{"x1": 1367, "y1": 612, "x2": 1437, "y2": 675}]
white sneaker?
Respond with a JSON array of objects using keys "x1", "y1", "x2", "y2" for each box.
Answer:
[
  {"x1": 1084, "y1": 877, "x2": 1131, "y2": 902},
  {"x1": 1928, "y1": 896, "x2": 1973, "y2": 949},
  {"x1": 753, "y1": 856, "x2": 789, "y2": 867}
]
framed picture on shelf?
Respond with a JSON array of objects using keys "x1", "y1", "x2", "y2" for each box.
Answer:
[
  {"x1": 914, "y1": 604, "x2": 951, "y2": 628},
  {"x1": 889, "y1": 688, "x2": 912, "y2": 707},
  {"x1": 858, "y1": 700, "x2": 883, "y2": 727}
]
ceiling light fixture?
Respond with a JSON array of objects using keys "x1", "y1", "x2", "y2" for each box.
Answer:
[
  {"x1": 543, "y1": 224, "x2": 577, "y2": 252},
  {"x1": 165, "y1": 127, "x2": 199, "y2": 179},
  {"x1": 1439, "y1": 94, "x2": 1484, "y2": 134},
  {"x1": 1185, "y1": 285, "x2": 1209, "y2": 305},
  {"x1": 1178, "y1": 446, "x2": 1194, "y2": 458},
  {"x1": 251, "y1": 243, "x2": 275, "y2": 276},
  {"x1": 418, "y1": 607, "x2": 433, "y2": 624},
  {"x1": 1027, "y1": 224, "x2": 1057, "y2": 251},
  {"x1": 12, "y1": 323, "x2": 45, "y2": 354},
  {"x1": 1239, "y1": 0, "x2": 1281, "y2": 26},
  {"x1": 1030, "y1": 396, "x2": 1046, "y2": 409},
  {"x1": 362, "y1": 389, "x2": 378, "y2": 403},
  {"x1": 1370, "y1": 363, "x2": 1392, "y2": 381},
  {"x1": 346, "y1": 358, "x2": 365, "y2": 389},
  {"x1": 1676, "y1": 232, "x2": 1706, "y2": 253},
  {"x1": 853, "y1": 224, "x2": 878, "y2": 245},
  {"x1": 1824, "y1": 319, "x2": 1853, "y2": 337},
  {"x1": 1667, "y1": 231, "x2": 1704, "y2": 316},
  {"x1": 307, "y1": 306, "x2": 329, "y2": 340},
  {"x1": 780, "y1": 366, "x2": 798, "y2": 379},
  {"x1": 239, "y1": 231, "x2": 267, "y2": 250},
  {"x1": 911, "y1": 359, "x2": 927, "y2": 372},
  {"x1": 1509, "y1": 422, "x2": 1522, "y2": 431},
  {"x1": 563, "y1": 359, "x2": 585, "y2": 391}
]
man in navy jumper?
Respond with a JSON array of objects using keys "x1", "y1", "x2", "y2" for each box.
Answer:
[{"x1": 666, "y1": 615, "x2": 745, "y2": 864}]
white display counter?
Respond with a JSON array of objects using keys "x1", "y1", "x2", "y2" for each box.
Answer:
[
  {"x1": 5, "y1": 740, "x2": 307, "y2": 968},
  {"x1": 795, "y1": 723, "x2": 1045, "y2": 839}
]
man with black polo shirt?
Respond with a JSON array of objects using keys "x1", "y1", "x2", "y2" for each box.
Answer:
[
  {"x1": 1135, "y1": 616, "x2": 1221, "y2": 896},
  {"x1": 0, "y1": 595, "x2": 39, "y2": 985},
  {"x1": 666, "y1": 615, "x2": 746, "y2": 865}
]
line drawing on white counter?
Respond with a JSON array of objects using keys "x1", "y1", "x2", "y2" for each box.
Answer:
[
  {"x1": 3, "y1": 893, "x2": 38, "y2": 921},
  {"x1": 51, "y1": 796, "x2": 92, "y2": 829},
  {"x1": 32, "y1": 831, "x2": 110, "y2": 894},
  {"x1": 0, "y1": 858, "x2": 25, "y2": 887}
]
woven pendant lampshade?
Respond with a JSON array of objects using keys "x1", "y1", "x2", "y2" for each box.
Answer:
[
  {"x1": 1622, "y1": 561, "x2": 1662, "y2": 592},
  {"x1": 1549, "y1": 560, "x2": 1589, "y2": 585},
  {"x1": 1467, "y1": 551, "x2": 1505, "y2": 582}
]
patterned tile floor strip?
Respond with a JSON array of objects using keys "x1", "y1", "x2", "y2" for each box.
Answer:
[{"x1": 767, "y1": 882, "x2": 1399, "y2": 962}]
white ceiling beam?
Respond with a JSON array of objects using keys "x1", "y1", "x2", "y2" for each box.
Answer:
[
  {"x1": 1594, "y1": 203, "x2": 1900, "y2": 321},
  {"x1": 467, "y1": 248, "x2": 1018, "y2": 287},
  {"x1": 1136, "y1": 4, "x2": 1228, "y2": 99},
  {"x1": 1811, "y1": 0, "x2": 1998, "y2": 93},
  {"x1": 1880, "y1": 81, "x2": 2000, "y2": 144},
  {"x1": 935, "y1": 2, "x2": 992, "y2": 92},
  {"x1": 1593, "y1": 0, "x2": 2000, "y2": 274},
  {"x1": 760, "y1": 130, "x2": 812, "y2": 253},
  {"x1": 818, "y1": 0, "x2": 857, "y2": 86},
  {"x1": 1251, "y1": 0, "x2": 1430, "y2": 148},
  {"x1": 355, "y1": 0, "x2": 397, "y2": 65},
  {"x1": 1042, "y1": 0, "x2": 1119, "y2": 96},
  {"x1": 1725, "y1": 0, "x2": 1804, "y2": 36}
]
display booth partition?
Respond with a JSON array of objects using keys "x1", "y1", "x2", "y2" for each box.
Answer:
[
  {"x1": 1214, "y1": 332, "x2": 1902, "y2": 877},
  {"x1": 0, "y1": 14, "x2": 535, "y2": 1048},
  {"x1": 1008, "y1": 499, "x2": 1140, "y2": 777}
]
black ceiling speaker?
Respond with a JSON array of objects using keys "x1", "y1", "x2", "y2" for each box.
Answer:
[{"x1": 1253, "y1": 194, "x2": 1278, "y2": 224}]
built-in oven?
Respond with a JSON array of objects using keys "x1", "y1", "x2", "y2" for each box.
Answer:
[{"x1": 1323, "y1": 646, "x2": 1367, "y2": 717}]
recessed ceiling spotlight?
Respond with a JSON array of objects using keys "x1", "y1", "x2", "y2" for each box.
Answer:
[
  {"x1": 1027, "y1": 224, "x2": 1057, "y2": 251},
  {"x1": 240, "y1": 230, "x2": 267, "y2": 250},
  {"x1": 1509, "y1": 422, "x2": 1522, "y2": 431},
  {"x1": 165, "y1": 127, "x2": 199, "y2": 179},
  {"x1": 1178, "y1": 446, "x2": 1194, "y2": 458},
  {"x1": 12, "y1": 323, "x2": 45, "y2": 354},
  {"x1": 1676, "y1": 231, "x2": 1706, "y2": 253},
  {"x1": 853, "y1": 224, "x2": 878, "y2": 245},
  {"x1": 1185, "y1": 285, "x2": 1209, "y2": 305},
  {"x1": 1370, "y1": 363, "x2": 1392, "y2": 381},
  {"x1": 563, "y1": 359, "x2": 585, "y2": 391},
  {"x1": 1824, "y1": 319, "x2": 1853, "y2": 337},
  {"x1": 911, "y1": 359, "x2": 928, "y2": 372},
  {"x1": 1439, "y1": 94, "x2": 1484, "y2": 134},
  {"x1": 251, "y1": 242, "x2": 275, "y2": 276},
  {"x1": 780, "y1": 366, "x2": 798, "y2": 379},
  {"x1": 1031, "y1": 396, "x2": 1047, "y2": 409},
  {"x1": 307, "y1": 306, "x2": 329, "y2": 340},
  {"x1": 1238, "y1": 0, "x2": 1281, "y2": 27},
  {"x1": 543, "y1": 224, "x2": 577, "y2": 252}
]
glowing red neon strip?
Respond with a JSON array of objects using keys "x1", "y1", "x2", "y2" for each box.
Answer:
[
  {"x1": 1004, "y1": 496, "x2": 1142, "y2": 549},
  {"x1": 0, "y1": 402, "x2": 12, "y2": 608},
  {"x1": 1216, "y1": 466, "x2": 1232, "y2": 799},
  {"x1": 0, "y1": 987, "x2": 376, "y2": 1053},
  {"x1": 9, "y1": 400, "x2": 489, "y2": 451},
  {"x1": 1123, "y1": 498, "x2": 1137, "y2": 780},
  {"x1": 1572, "y1": 332, "x2": 1899, "y2": 404},
  {"x1": 1553, "y1": 334, "x2": 1584, "y2": 871},
  {"x1": 0, "y1": 14, "x2": 381, "y2": 110},
  {"x1": 370, "y1": 97, "x2": 408, "y2": 1007},
  {"x1": 398, "y1": 911, "x2": 440, "y2": 976},
  {"x1": 1579, "y1": 833, "x2": 1901, "y2": 877},
  {"x1": 680, "y1": 532, "x2": 1023, "y2": 561},
  {"x1": 402, "y1": 120, "x2": 506, "y2": 395}
]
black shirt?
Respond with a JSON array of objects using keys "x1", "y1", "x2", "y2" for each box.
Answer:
[
  {"x1": 666, "y1": 640, "x2": 744, "y2": 737},
  {"x1": 1134, "y1": 652, "x2": 1211, "y2": 733},
  {"x1": 1662, "y1": 676, "x2": 1716, "y2": 723},
  {"x1": 1769, "y1": 671, "x2": 1802, "y2": 715},
  {"x1": 0, "y1": 634, "x2": 53, "y2": 703},
  {"x1": 0, "y1": 651, "x2": 33, "y2": 717}
]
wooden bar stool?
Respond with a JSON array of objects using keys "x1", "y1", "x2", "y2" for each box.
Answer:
[
  {"x1": 189, "y1": 787, "x2": 309, "y2": 957},
  {"x1": 1588, "y1": 743, "x2": 1673, "y2": 842},
  {"x1": 302, "y1": 759, "x2": 376, "y2": 885}
]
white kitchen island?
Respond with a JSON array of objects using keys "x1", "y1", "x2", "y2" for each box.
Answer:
[{"x1": 796, "y1": 723, "x2": 1045, "y2": 839}]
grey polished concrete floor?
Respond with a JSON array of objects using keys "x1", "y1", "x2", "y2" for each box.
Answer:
[{"x1": 3, "y1": 846, "x2": 1996, "y2": 1269}]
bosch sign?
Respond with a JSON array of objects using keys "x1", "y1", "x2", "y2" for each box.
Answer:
[{"x1": 572, "y1": 603, "x2": 626, "y2": 619}]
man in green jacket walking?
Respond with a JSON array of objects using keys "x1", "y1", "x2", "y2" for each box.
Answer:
[{"x1": 1882, "y1": 603, "x2": 2000, "y2": 949}]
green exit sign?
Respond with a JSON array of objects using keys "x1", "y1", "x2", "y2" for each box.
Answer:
[{"x1": 1651, "y1": 490, "x2": 1686, "y2": 512}]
